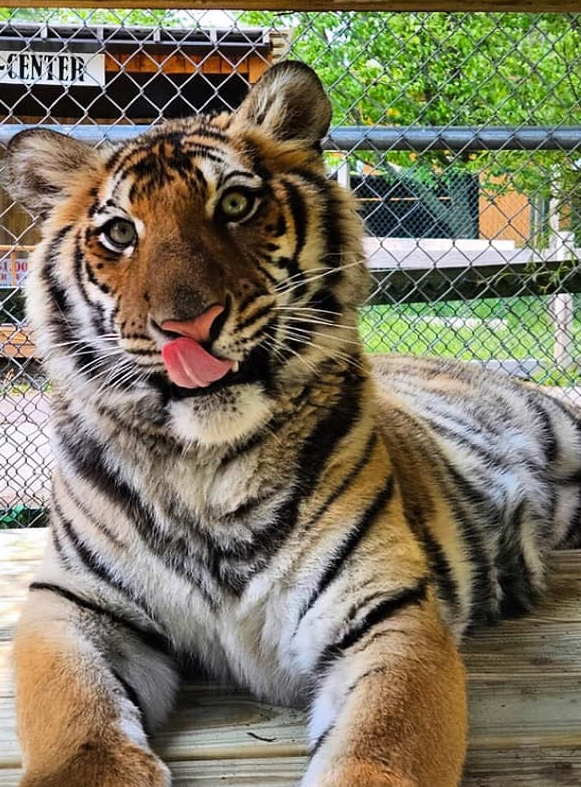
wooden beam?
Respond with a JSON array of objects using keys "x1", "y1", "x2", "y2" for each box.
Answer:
[
  {"x1": 104, "y1": 52, "x2": 271, "y2": 80},
  {"x1": 106, "y1": 52, "x2": 245, "y2": 75},
  {"x1": 0, "y1": 325, "x2": 36, "y2": 359},
  {"x1": 0, "y1": 0, "x2": 576, "y2": 10}
]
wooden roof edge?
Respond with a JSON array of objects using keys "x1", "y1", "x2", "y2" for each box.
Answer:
[
  {"x1": 0, "y1": 1, "x2": 576, "y2": 11},
  {"x1": 0, "y1": 22, "x2": 290, "y2": 50}
]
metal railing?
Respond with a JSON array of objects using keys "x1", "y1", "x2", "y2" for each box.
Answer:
[{"x1": 2, "y1": 124, "x2": 581, "y2": 149}]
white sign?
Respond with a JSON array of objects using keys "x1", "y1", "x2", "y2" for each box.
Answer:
[
  {"x1": 0, "y1": 50, "x2": 105, "y2": 86},
  {"x1": 0, "y1": 257, "x2": 28, "y2": 287}
]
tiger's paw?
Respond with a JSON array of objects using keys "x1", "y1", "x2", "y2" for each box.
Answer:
[
  {"x1": 19, "y1": 740, "x2": 171, "y2": 787},
  {"x1": 308, "y1": 759, "x2": 416, "y2": 787}
]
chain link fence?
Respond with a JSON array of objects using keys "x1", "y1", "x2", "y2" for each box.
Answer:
[{"x1": 1, "y1": 9, "x2": 581, "y2": 524}]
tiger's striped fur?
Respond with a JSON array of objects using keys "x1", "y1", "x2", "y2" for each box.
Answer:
[{"x1": 6, "y1": 61, "x2": 581, "y2": 787}]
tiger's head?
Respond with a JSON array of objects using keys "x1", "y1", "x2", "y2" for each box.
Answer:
[{"x1": 5, "y1": 61, "x2": 369, "y2": 446}]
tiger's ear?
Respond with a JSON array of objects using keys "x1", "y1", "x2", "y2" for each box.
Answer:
[
  {"x1": 4, "y1": 128, "x2": 101, "y2": 215},
  {"x1": 233, "y1": 61, "x2": 332, "y2": 146}
]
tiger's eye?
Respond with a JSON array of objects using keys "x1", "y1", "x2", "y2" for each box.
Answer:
[
  {"x1": 220, "y1": 190, "x2": 252, "y2": 220},
  {"x1": 103, "y1": 219, "x2": 136, "y2": 249}
]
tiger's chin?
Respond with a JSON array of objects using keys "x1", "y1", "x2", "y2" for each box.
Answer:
[
  {"x1": 167, "y1": 382, "x2": 274, "y2": 447},
  {"x1": 141, "y1": 342, "x2": 279, "y2": 446}
]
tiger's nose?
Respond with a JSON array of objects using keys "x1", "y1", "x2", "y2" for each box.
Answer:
[{"x1": 161, "y1": 304, "x2": 226, "y2": 344}]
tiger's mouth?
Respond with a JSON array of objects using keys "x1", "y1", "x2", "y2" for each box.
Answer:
[
  {"x1": 149, "y1": 343, "x2": 272, "y2": 401},
  {"x1": 138, "y1": 314, "x2": 276, "y2": 401},
  {"x1": 161, "y1": 335, "x2": 236, "y2": 390},
  {"x1": 167, "y1": 358, "x2": 249, "y2": 399}
]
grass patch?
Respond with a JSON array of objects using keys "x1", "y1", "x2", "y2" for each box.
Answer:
[{"x1": 360, "y1": 296, "x2": 581, "y2": 385}]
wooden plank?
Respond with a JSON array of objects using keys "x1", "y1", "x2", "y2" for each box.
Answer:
[
  {"x1": 1, "y1": 655, "x2": 580, "y2": 765},
  {"x1": 104, "y1": 52, "x2": 255, "y2": 76},
  {"x1": 1, "y1": 749, "x2": 581, "y2": 787},
  {"x1": 143, "y1": 750, "x2": 581, "y2": 787},
  {"x1": 0, "y1": 529, "x2": 48, "y2": 563},
  {"x1": 364, "y1": 237, "x2": 533, "y2": 270},
  {"x1": 0, "y1": 0, "x2": 576, "y2": 11},
  {"x1": 1, "y1": 531, "x2": 581, "y2": 785},
  {"x1": 248, "y1": 54, "x2": 270, "y2": 84},
  {"x1": 143, "y1": 749, "x2": 581, "y2": 787},
  {"x1": 0, "y1": 246, "x2": 35, "y2": 254},
  {"x1": 0, "y1": 325, "x2": 35, "y2": 360},
  {"x1": 151, "y1": 675, "x2": 581, "y2": 757}
]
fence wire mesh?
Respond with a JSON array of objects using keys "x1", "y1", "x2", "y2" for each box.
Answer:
[{"x1": 1, "y1": 9, "x2": 581, "y2": 523}]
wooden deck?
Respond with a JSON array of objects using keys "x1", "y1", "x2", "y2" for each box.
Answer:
[{"x1": 1, "y1": 529, "x2": 581, "y2": 786}]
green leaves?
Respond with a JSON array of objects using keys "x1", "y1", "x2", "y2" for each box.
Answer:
[
  {"x1": 239, "y1": 12, "x2": 581, "y2": 188},
  {"x1": 0, "y1": 8, "x2": 183, "y2": 26}
]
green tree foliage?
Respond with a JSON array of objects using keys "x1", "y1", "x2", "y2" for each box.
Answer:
[
  {"x1": 0, "y1": 7, "x2": 182, "y2": 26},
  {"x1": 242, "y1": 13, "x2": 580, "y2": 129},
  {"x1": 241, "y1": 12, "x2": 581, "y2": 196}
]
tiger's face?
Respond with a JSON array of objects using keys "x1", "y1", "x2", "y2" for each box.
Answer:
[{"x1": 6, "y1": 62, "x2": 368, "y2": 446}]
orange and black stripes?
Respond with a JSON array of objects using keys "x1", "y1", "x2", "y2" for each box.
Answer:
[
  {"x1": 299, "y1": 474, "x2": 396, "y2": 623},
  {"x1": 28, "y1": 582, "x2": 171, "y2": 657}
]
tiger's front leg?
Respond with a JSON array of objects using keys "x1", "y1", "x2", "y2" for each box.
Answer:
[
  {"x1": 302, "y1": 597, "x2": 467, "y2": 787},
  {"x1": 13, "y1": 583, "x2": 178, "y2": 787}
]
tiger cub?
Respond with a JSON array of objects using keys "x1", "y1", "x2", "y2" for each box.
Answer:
[{"x1": 6, "y1": 61, "x2": 581, "y2": 787}]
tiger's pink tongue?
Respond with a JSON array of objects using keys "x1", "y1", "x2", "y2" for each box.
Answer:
[{"x1": 162, "y1": 337, "x2": 234, "y2": 389}]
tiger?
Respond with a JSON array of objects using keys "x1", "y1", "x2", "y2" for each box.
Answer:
[{"x1": 5, "y1": 60, "x2": 581, "y2": 787}]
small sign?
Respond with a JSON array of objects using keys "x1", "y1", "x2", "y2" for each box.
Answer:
[
  {"x1": 0, "y1": 257, "x2": 28, "y2": 287},
  {"x1": 0, "y1": 50, "x2": 105, "y2": 87}
]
